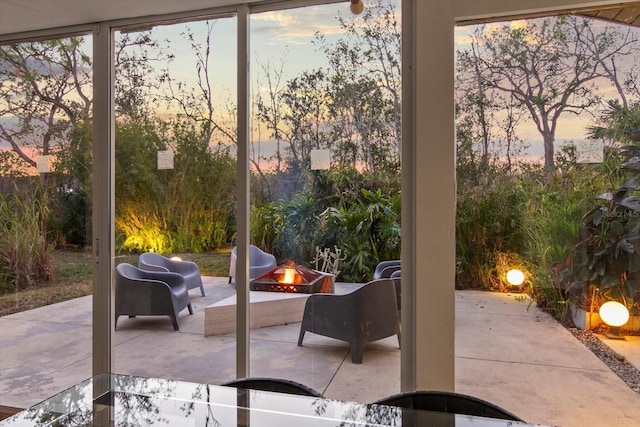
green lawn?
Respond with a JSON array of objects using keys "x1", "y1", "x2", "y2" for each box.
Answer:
[{"x1": 0, "y1": 249, "x2": 231, "y2": 317}]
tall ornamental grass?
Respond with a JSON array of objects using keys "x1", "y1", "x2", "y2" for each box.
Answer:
[
  {"x1": 521, "y1": 149, "x2": 614, "y2": 322},
  {"x1": 0, "y1": 192, "x2": 52, "y2": 291},
  {"x1": 456, "y1": 174, "x2": 527, "y2": 290}
]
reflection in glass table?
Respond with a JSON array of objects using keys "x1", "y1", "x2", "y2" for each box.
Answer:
[{"x1": 1, "y1": 374, "x2": 551, "y2": 426}]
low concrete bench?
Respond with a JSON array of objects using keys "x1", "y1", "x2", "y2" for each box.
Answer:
[
  {"x1": 204, "y1": 283, "x2": 362, "y2": 336},
  {"x1": 204, "y1": 291, "x2": 310, "y2": 336}
]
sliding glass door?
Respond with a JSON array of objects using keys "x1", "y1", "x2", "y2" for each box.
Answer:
[{"x1": 112, "y1": 14, "x2": 239, "y2": 384}]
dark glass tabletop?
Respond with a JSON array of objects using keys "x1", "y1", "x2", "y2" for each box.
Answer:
[{"x1": 1, "y1": 374, "x2": 546, "y2": 426}]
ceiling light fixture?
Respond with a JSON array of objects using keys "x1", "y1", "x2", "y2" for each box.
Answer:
[{"x1": 350, "y1": 0, "x2": 365, "y2": 15}]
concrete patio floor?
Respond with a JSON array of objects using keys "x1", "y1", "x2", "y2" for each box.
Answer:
[{"x1": 1, "y1": 277, "x2": 640, "y2": 426}]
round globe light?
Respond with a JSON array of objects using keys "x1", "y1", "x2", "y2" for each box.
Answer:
[
  {"x1": 350, "y1": 0, "x2": 365, "y2": 15},
  {"x1": 599, "y1": 301, "x2": 630, "y2": 327},
  {"x1": 506, "y1": 269, "x2": 525, "y2": 286}
]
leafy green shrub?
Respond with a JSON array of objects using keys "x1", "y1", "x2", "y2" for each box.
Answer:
[
  {"x1": 569, "y1": 146, "x2": 640, "y2": 315},
  {"x1": 518, "y1": 141, "x2": 640, "y2": 321},
  {"x1": 520, "y1": 167, "x2": 595, "y2": 322},
  {"x1": 250, "y1": 203, "x2": 278, "y2": 251},
  {"x1": 319, "y1": 188, "x2": 400, "y2": 282},
  {"x1": 456, "y1": 172, "x2": 527, "y2": 290},
  {"x1": 272, "y1": 193, "x2": 320, "y2": 263},
  {"x1": 117, "y1": 209, "x2": 171, "y2": 253},
  {"x1": 53, "y1": 188, "x2": 90, "y2": 247},
  {"x1": 115, "y1": 121, "x2": 236, "y2": 253},
  {"x1": 248, "y1": 171, "x2": 400, "y2": 282},
  {"x1": 529, "y1": 266, "x2": 572, "y2": 325},
  {"x1": 456, "y1": 145, "x2": 603, "y2": 297},
  {"x1": 522, "y1": 152, "x2": 600, "y2": 271}
]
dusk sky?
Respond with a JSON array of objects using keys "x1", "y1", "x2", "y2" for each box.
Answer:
[
  {"x1": 139, "y1": 1, "x2": 637, "y2": 163},
  {"x1": 126, "y1": 0, "x2": 402, "y2": 166},
  {"x1": 3, "y1": 0, "x2": 639, "y2": 166},
  {"x1": 145, "y1": 1, "x2": 376, "y2": 106}
]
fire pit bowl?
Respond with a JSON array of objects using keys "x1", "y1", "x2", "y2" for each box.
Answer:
[{"x1": 250, "y1": 262, "x2": 334, "y2": 294}]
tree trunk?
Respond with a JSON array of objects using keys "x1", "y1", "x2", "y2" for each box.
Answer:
[{"x1": 543, "y1": 134, "x2": 555, "y2": 172}]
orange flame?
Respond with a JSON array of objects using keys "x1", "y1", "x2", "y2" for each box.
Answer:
[{"x1": 283, "y1": 268, "x2": 296, "y2": 284}]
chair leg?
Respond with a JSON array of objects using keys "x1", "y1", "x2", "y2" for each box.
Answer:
[
  {"x1": 297, "y1": 328, "x2": 306, "y2": 346},
  {"x1": 200, "y1": 285, "x2": 206, "y2": 297},
  {"x1": 170, "y1": 315, "x2": 180, "y2": 331},
  {"x1": 350, "y1": 339, "x2": 366, "y2": 364},
  {"x1": 187, "y1": 303, "x2": 193, "y2": 315}
]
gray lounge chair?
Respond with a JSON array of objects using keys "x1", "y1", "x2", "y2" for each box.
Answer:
[
  {"x1": 115, "y1": 263, "x2": 193, "y2": 331},
  {"x1": 373, "y1": 260, "x2": 401, "y2": 280},
  {"x1": 138, "y1": 252, "x2": 205, "y2": 296},
  {"x1": 297, "y1": 279, "x2": 400, "y2": 364},
  {"x1": 390, "y1": 269, "x2": 402, "y2": 312},
  {"x1": 229, "y1": 245, "x2": 277, "y2": 284}
]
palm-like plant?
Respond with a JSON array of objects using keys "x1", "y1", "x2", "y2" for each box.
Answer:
[
  {"x1": 319, "y1": 188, "x2": 400, "y2": 282},
  {"x1": 573, "y1": 145, "x2": 640, "y2": 315},
  {"x1": 588, "y1": 100, "x2": 640, "y2": 143},
  {"x1": 272, "y1": 193, "x2": 320, "y2": 263}
]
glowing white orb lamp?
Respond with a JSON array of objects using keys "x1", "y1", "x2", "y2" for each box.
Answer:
[
  {"x1": 506, "y1": 269, "x2": 525, "y2": 291},
  {"x1": 599, "y1": 301, "x2": 630, "y2": 340}
]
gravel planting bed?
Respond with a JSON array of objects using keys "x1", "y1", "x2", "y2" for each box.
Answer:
[{"x1": 569, "y1": 327, "x2": 640, "y2": 394}]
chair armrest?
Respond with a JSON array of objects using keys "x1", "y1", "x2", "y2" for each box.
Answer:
[
  {"x1": 139, "y1": 262, "x2": 170, "y2": 273},
  {"x1": 137, "y1": 270, "x2": 185, "y2": 288},
  {"x1": 171, "y1": 260, "x2": 199, "y2": 275}
]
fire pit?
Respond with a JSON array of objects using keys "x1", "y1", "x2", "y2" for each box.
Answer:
[{"x1": 250, "y1": 262, "x2": 334, "y2": 294}]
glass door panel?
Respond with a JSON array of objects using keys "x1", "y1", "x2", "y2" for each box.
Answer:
[
  {"x1": 454, "y1": 11, "x2": 640, "y2": 426},
  {"x1": 113, "y1": 15, "x2": 237, "y2": 384},
  {"x1": 0, "y1": 34, "x2": 94, "y2": 409},
  {"x1": 248, "y1": 0, "x2": 402, "y2": 401}
]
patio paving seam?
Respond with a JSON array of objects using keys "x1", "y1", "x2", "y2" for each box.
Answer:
[
  {"x1": 115, "y1": 331, "x2": 156, "y2": 345},
  {"x1": 456, "y1": 310, "x2": 553, "y2": 319},
  {"x1": 321, "y1": 352, "x2": 350, "y2": 394},
  {"x1": 2, "y1": 317, "x2": 88, "y2": 327},
  {"x1": 456, "y1": 355, "x2": 611, "y2": 372}
]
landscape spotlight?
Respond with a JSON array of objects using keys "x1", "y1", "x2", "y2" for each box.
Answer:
[{"x1": 599, "y1": 301, "x2": 629, "y2": 340}]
